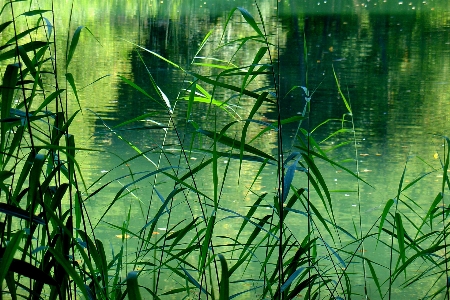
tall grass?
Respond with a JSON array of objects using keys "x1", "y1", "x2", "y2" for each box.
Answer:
[{"x1": 1, "y1": 0, "x2": 449, "y2": 299}]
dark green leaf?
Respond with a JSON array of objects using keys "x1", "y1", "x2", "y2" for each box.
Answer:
[
  {"x1": 198, "y1": 128, "x2": 275, "y2": 161},
  {"x1": 126, "y1": 271, "x2": 142, "y2": 300},
  {"x1": 0, "y1": 41, "x2": 48, "y2": 62},
  {"x1": 21, "y1": 9, "x2": 51, "y2": 16},
  {"x1": 218, "y1": 254, "x2": 229, "y2": 300}
]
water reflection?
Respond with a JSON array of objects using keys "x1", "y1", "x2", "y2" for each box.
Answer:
[{"x1": 76, "y1": 2, "x2": 450, "y2": 298}]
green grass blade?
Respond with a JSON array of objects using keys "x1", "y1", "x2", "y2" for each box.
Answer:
[
  {"x1": 180, "y1": 266, "x2": 209, "y2": 296},
  {"x1": 200, "y1": 215, "x2": 216, "y2": 272},
  {"x1": 21, "y1": 9, "x2": 51, "y2": 16},
  {"x1": 287, "y1": 274, "x2": 318, "y2": 299},
  {"x1": 236, "y1": 193, "x2": 267, "y2": 238},
  {"x1": 0, "y1": 230, "x2": 24, "y2": 287},
  {"x1": 17, "y1": 45, "x2": 37, "y2": 75},
  {"x1": 197, "y1": 128, "x2": 275, "y2": 161},
  {"x1": 193, "y1": 28, "x2": 214, "y2": 59},
  {"x1": 0, "y1": 203, "x2": 45, "y2": 225},
  {"x1": 126, "y1": 271, "x2": 142, "y2": 300},
  {"x1": 187, "y1": 72, "x2": 261, "y2": 100},
  {"x1": 179, "y1": 158, "x2": 213, "y2": 182},
  {"x1": 283, "y1": 158, "x2": 299, "y2": 203},
  {"x1": 240, "y1": 92, "x2": 267, "y2": 175},
  {"x1": 0, "y1": 41, "x2": 48, "y2": 62},
  {"x1": 94, "y1": 166, "x2": 176, "y2": 228},
  {"x1": 236, "y1": 7, "x2": 264, "y2": 37},
  {"x1": 35, "y1": 89, "x2": 64, "y2": 114},
  {"x1": 66, "y1": 26, "x2": 83, "y2": 68},
  {"x1": 365, "y1": 259, "x2": 383, "y2": 299},
  {"x1": 218, "y1": 254, "x2": 229, "y2": 300},
  {"x1": 250, "y1": 115, "x2": 304, "y2": 143},
  {"x1": 0, "y1": 21, "x2": 12, "y2": 34},
  {"x1": 378, "y1": 199, "x2": 394, "y2": 243},
  {"x1": 141, "y1": 187, "x2": 185, "y2": 236},
  {"x1": 47, "y1": 247, "x2": 91, "y2": 299},
  {"x1": 65, "y1": 73, "x2": 81, "y2": 111},
  {"x1": 1, "y1": 64, "x2": 19, "y2": 165},
  {"x1": 332, "y1": 65, "x2": 352, "y2": 114},
  {"x1": 280, "y1": 267, "x2": 305, "y2": 293},
  {"x1": 9, "y1": 259, "x2": 56, "y2": 286},
  {"x1": 27, "y1": 153, "x2": 45, "y2": 211},
  {"x1": 395, "y1": 212, "x2": 406, "y2": 275},
  {"x1": 131, "y1": 43, "x2": 183, "y2": 70}
]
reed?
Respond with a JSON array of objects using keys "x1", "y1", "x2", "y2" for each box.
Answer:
[{"x1": 0, "y1": 0, "x2": 448, "y2": 299}]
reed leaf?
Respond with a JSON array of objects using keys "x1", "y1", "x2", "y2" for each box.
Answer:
[
  {"x1": 126, "y1": 271, "x2": 143, "y2": 300},
  {"x1": 0, "y1": 41, "x2": 48, "y2": 62},
  {"x1": 1, "y1": 64, "x2": 19, "y2": 165},
  {"x1": 65, "y1": 73, "x2": 81, "y2": 111},
  {"x1": 21, "y1": 9, "x2": 51, "y2": 16},
  {"x1": 218, "y1": 254, "x2": 230, "y2": 300},
  {"x1": 378, "y1": 199, "x2": 395, "y2": 243},
  {"x1": 197, "y1": 128, "x2": 275, "y2": 161},
  {"x1": 395, "y1": 212, "x2": 407, "y2": 274},
  {"x1": 0, "y1": 230, "x2": 23, "y2": 288},
  {"x1": 200, "y1": 214, "x2": 216, "y2": 272}
]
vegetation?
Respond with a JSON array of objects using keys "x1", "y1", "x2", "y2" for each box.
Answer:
[{"x1": 0, "y1": 0, "x2": 449, "y2": 299}]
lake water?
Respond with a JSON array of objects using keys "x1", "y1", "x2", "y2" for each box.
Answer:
[{"x1": 2, "y1": 0, "x2": 450, "y2": 298}]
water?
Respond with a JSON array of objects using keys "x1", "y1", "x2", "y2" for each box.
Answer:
[{"x1": 1, "y1": 0, "x2": 450, "y2": 298}]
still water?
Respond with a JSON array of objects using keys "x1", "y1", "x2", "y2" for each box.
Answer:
[{"x1": 2, "y1": 0, "x2": 450, "y2": 298}]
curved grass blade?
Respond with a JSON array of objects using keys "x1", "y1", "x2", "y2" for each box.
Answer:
[
  {"x1": 283, "y1": 158, "x2": 299, "y2": 203},
  {"x1": 0, "y1": 230, "x2": 24, "y2": 287},
  {"x1": 395, "y1": 212, "x2": 406, "y2": 275},
  {"x1": 365, "y1": 259, "x2": 383, "y2": 299},
  {"x1": 112, "y1": 112, "x2": 160, "y2": 129},
  {"x1": 0, "y1": 21, "x2": 12, "y2": 34},
  {"x1": 47, "y1": 247, "x2": 91, "y2": 299},
  {"x1": 141, "y1": 187, "x2": 185, "y2": 240},
  {"x1": 17, "y1": 45, "x2": 37, "y2": 76},
  {"x1": 323, "y1": 240, "x2": 346, "y2": 268},
  {"x1": 9, "y1": 259, "x2": 56, "y2": 285},
  {"x1": 332, "y1": 65, "x2": 352, "y2": 114},
  {"x1": 0, "y1": 171, "x2": 13, "y2": 193},
  {"x1": 27, "y1": 153, "x2": 45, "y2": 212},
  {"x1": 188, "y1": 72, "x2": 261, "y2": 99},
  {"x1": 1, "y1": 64, "x2": 19, "y2": 166},
  {"x1": 281, "y1": 267, "x2": 305, "y2": 293},
  {"x1": 250, "y1": 116, "x2": 305, "y2": 143},
  {"x1": 237, "y1": 7, "x2": 264, "y2": 37},
  {"x1": 378, "y1": 199, "x2": 394, "y2": 243},
  {"x1": 65, "y1": 73, "x2": 81, "y2": 111},
  {"x1": 35, "y1": 89, "x2": 64, "y2": 114},
  {"x1": 180, "y1": 266, "x2": 209, "y2": 296},
  {"x1": 239, "y1": 92, "x2": 267, "y2": 176},
  {"x1": 21, "y1": 9, "x2": 51, "y2": 16},
  {"x1": 200, "y1": 215, "x2": 216, "y2": 272},
  {"x1": 287, "y1": 274, "x2": 318, "y2": 299},
  {"x1": 197, "y1": 128, "x2": 275, "y2": 161},
  {"x1": 236, "y1": 193, "x2": 267, "y2": 238},
  {"x1": 94, "y1": 166, "x2": 176, "y2": 228},
  {"x1": 391, "y1": 244, "x2": 446, "y2": 282},
  {"x1": 126, "y1": 271, "x2": 142, "y2": 300},
  {"x1": 218, "y1": 254, "x2": 229, "y2": 300},
  {"x1": 179, "y1": 158, "x2": 213, "y2": 182},
  {"x1": 193, "y1": 29, "x2": 214, "y2": 59},
  {"x1": 0, "y1": 41, "x2": 48, "y2": 62},
  {"x1": 66, "y1": 26, "x2": 98, "y2": 68},
  {"x1": 0, "y1": 203, "x2": 45, "y2": 225}
]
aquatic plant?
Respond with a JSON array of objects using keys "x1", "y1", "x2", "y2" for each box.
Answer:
[{"x1": 0, "y1": 0, "x2": 448, "y2": 299}]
